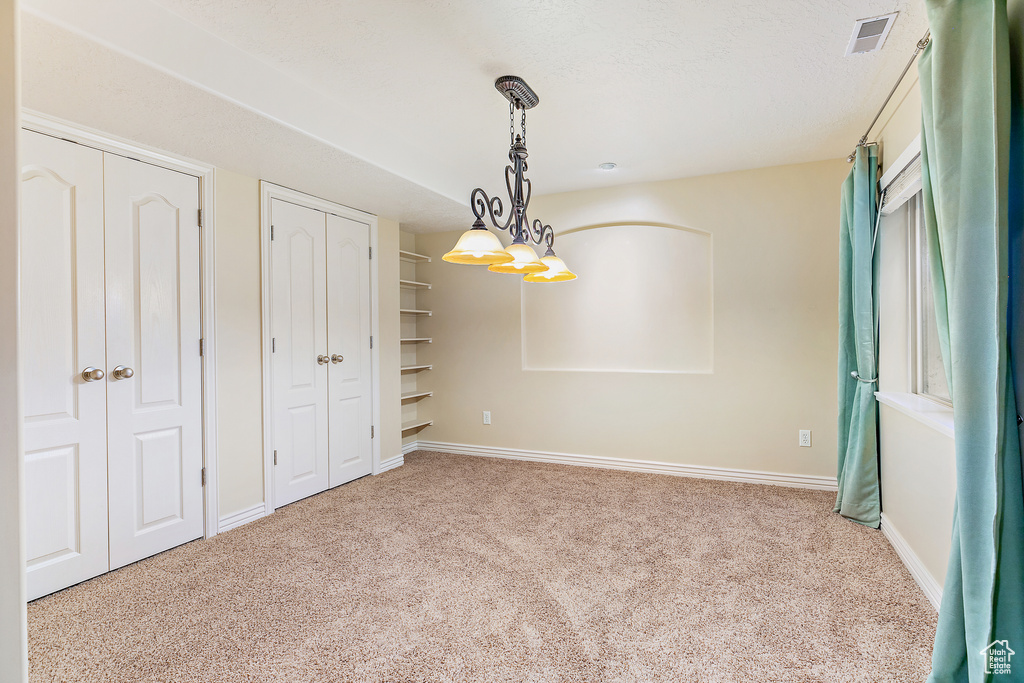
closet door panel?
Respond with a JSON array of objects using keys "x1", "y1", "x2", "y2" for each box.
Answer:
[
  {"x1": 326, "y1": 214, "x2": 373, "y2": 487},
  {"x1": 20, "y1": 131, "x2": 109, "y2": 600},
  {"x1": 271, "y1": 199, "x2": 330, "y2": 506},
  {"x1": 104, "y1": 154, "x2": 204, "y2": 570}
]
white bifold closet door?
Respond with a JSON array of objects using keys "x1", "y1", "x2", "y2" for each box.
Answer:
[
  {"x1": 326, "y1": 214, "x2": 373, "y2": 488},
  {"x1": 21, "y1": 131, "x2": 109, "y2": 600},
  {"x1": 271, "y1": 199, "x2": 331, "y2": 506},
  {"x1": 20, "y1": 130, "x2": 204, "y2": 599},
  {"x1": 270, "y1": 199, "x2": 373, "y2": 509},
  {"x1": 103, "y1": 154, "x2": 204, "y2": 570}
]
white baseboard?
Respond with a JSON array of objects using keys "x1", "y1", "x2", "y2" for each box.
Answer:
[
  {"x1": 880, "y1": 512, "x2": 942, "y2": 611},
  {"x1": 379, "y1": 454, "x2": 404, "y2": 473},
  {"x1": 218, "y1": 503, "x2": 267, "y2": 533},
  {"x1": 402, "y1": 441, "x2": 420, "y2": 456},
  {"x1": 414, "y1": 440, "x2": 839, "y2": 491}
]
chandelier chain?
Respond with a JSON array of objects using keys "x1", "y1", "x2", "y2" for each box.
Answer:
[
  {"x1": 521, "y1": 105, "x2": 527, "y2": 146},
  {"x1": 509, "y1": 99, "x2": 516, "y2": 147}
]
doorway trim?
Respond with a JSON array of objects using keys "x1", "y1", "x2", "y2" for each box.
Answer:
[
  {"x1": 21, "y1": 110, "x2": 221, "y2": 539},
  {"x1": 259, "y1": 181, "x2": 382, "y2": 513}
]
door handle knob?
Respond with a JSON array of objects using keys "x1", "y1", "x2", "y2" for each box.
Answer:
[
  {"x1": 112, "y1": 365, "x2": 134, "y2": 380},
  {"x1": 317, "y1": 355, "x2": 330, "y2": 365},
  {"x1": 82, "y1": 367, "x2": 105, "y2": 382},
  {"x1": 331, "y1": 354, "x2": 344, "y2": 364}
]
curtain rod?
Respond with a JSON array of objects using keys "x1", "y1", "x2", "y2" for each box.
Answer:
[{"x1": 847, "y1": 29, "x2": 932, "y2": 162}]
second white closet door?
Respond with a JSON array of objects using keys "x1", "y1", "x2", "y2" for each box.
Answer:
[
  {"x1": 104, "y1": 154, "x2": 205, "y2": 570},
  {"x1": 272, "y1": 199, "x2": 330, "y2": 507},
  {"x1": 326, "y1": 214, "x2": 373, "y2": 487},
  {"x1": 20, "y1": 131, "x2": 109, "y2": 600}
]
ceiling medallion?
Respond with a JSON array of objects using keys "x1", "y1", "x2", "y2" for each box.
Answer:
[{"x1": 443, "y1": 76, "x2": 577, "y2": 283}]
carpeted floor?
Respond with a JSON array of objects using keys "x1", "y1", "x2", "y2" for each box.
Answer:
[{"x1": 28, "y1": 451, "x2": 937, "y2": 682}]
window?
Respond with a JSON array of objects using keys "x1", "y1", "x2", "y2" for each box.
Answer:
[{"x1": 908, "y1": 192, "x2": 952, "y2": 405}]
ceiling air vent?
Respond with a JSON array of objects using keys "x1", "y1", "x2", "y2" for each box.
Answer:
[{"x1": 846, "y1": 13, "x2": 898, "y2": 55}]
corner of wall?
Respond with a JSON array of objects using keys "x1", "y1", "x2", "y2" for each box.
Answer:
[
  {"x1": 212, "y1": 169, "x2": 265, "y2": 519},
  {"x1": 377, "y1": 218, "x2": 403, "y2": 464}
]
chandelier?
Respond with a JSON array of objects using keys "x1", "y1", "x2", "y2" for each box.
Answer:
[{"x1": 443, "y1": 76, "x2": 577, "y2": 283}]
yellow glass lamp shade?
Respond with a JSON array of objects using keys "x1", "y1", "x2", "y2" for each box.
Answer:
[
  {"x1": 524, "y1": 250, "x2": 577, "y2": 283},
  {"x1": 487, "y1": 242, "x2": 549, "y2": 274},
  {"x1": 442, "y1": 224, "x2": 514, "y2": 265}
]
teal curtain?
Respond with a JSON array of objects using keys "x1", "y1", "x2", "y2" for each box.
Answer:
[
  {"x1": 920, "y1": 0, "x2": 1024, "y2": 680},
  {"x1": 834, "y1": 145, "x2": 881, "y2": 528}
]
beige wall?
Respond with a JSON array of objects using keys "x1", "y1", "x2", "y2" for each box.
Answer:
[
  {"x1": 879, "y1": 407, "x2": 955, "y2": 587},
  {"x1": 0, "y1": 1, "x2": 28, "y2": 680},
  {"x1": 377, "y1": 218, "x2": 403, "y2": 462},
  {"x1": 415, "y1": 159, "x2": 848, "y2": 478},
  {"x1": 213, "y1": 170, "x2": 265, "y2": 516},
  {"x1": 875, "y1": 78, "x2": 921, "y2": 177},
  {"x1": 212, "y1": 171, "x2": 404, "y2": 518}
]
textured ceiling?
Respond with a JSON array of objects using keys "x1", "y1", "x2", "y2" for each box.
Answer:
[{"x1": 20, "y1": 0, "x2": 928, "y2": 231}]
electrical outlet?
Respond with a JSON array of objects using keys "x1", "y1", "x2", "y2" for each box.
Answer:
[
  {"x1": 799, "y1": 430, "x2": 811, "y2": 447},
  {"x1": 483, "y1": 411, "x2": 491, "y2": 425}
]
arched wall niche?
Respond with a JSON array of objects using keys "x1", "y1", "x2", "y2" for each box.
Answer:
[{"x1": 521, "y1": 222, "x2": 713, "y2": 374}]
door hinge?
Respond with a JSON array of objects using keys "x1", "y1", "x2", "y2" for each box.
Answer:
[
  {"x1": 271, "y1": 225, "x2": 275, "y2": 241},
  {"x1": 272, "y1": 337, "x2": 276, "y2": 353},
  {"x1": 201, "y1": 467, "x2": 206, "y2": 486},
  {"x1": 370, "y1": 426, "x2": 374, "y2": 439},
  {"x1": 273, "y1": 450, "x2": 278, "y2": 466},
  {"x1": 369, "y1": 336, "x2": 373, "y2": 349},
  {"x1": 199, "y1": 338, "x2": 204, "y2": 356},
  {"x1": 198, "y1": 209, "x2": 203, "y2": 228},
  {"x1": 369, "y1": 246, "x2": 373, "y2": 259}
]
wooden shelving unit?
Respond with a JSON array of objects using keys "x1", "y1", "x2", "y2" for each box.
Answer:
[{"x1": 400, "y1": 239, "x2": 433, "y2": 444}]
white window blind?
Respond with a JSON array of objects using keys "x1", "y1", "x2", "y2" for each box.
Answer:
[{"x1": 880, "y1": 153, "x2": 923, "y2": 216}]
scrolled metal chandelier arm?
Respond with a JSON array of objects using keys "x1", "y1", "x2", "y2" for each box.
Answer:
[
  {"x1": 527, "y1": 218, "x2": 555, "y2": 249},
  {"x1": 472, "y1": 156, "x2": 547, "y2": 249},
  {"x1": 470, "y1": 121, "x2": 552, "y2": 248},
  {"x1": 470, "y1": 187, "x2": 513, "y2": 232}
]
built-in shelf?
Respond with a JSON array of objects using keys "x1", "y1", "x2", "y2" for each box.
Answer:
[
  {"x1": 400, "y1": 364, "x2": 432, "y2": 373},
  {"x1": 401, "y1": 420, "x2": 434, "y2": 434},
  {"x1": 400, "y1": 279, "x2": 432, "y2": 290},
  {"x1": 400, "y1": 239, "x2": 431, "y2": 444},
  {"x1": 399, "y1": 250, "x2": 431, "y2": 263}
]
